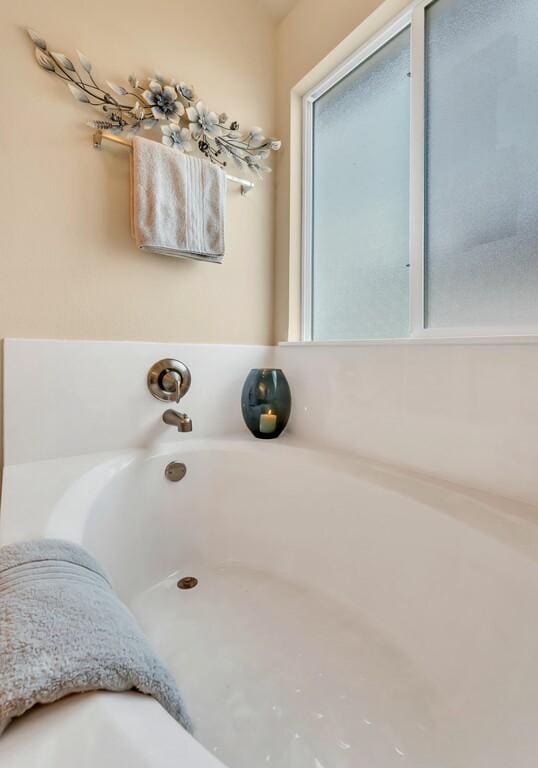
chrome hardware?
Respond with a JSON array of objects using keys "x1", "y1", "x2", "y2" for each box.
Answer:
[
  {"x1": 163, "y1": 409, "x2": 193, "y2": 432},
  {"x1": 148, "y1": 359, "x2": 191, "y2": 403},
  {"x1": 161, "y1": 370, "x2": 182, "y2": 404},
  {"x1": 165, "y1": 461, "x2": 187, "y2": 482}
]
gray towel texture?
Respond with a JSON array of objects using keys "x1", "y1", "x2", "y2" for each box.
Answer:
[
  {"x1": 0, "y1": 539, "x2": 190, "y2": 735},
  {"x1": 131, "y1": 136, "x2": 226, "y2": 263}
]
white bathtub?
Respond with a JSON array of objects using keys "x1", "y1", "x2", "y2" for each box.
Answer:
[{"x1": 2, "y1": 435, "x2": 538, "y2": 767}]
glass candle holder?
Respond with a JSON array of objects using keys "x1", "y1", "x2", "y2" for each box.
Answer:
[{"x1": 241, "y1": 369, "x2": 291, "y2": 439}]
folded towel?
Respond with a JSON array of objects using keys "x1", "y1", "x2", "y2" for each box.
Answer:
[
  {"x1": 131, "y1": 136, "x2": 226, "y2": 263},
  {"x1": 0, "y1": 539, "x2": 190, "y2": 735}
]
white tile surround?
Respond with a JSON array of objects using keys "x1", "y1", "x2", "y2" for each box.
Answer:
[
  {"x1": 3, "y1": 338, "x2": 538, "y2": 505},
  {"x1": 277, "y1": 342, "x2": 538, "y2": 506},
  {"x1": 2, "y1": 339, "x2": 274, "y2": 465}
]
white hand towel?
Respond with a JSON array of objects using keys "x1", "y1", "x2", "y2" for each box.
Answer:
[{"x1": 131, "y1": 136, "x2": 226, "y2": 263}]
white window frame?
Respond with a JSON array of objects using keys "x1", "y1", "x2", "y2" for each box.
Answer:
[{"x1": 301, "y1": 0, "x2": 538, "y2": 343}]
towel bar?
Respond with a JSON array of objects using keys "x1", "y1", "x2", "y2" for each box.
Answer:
[{"x1": 93, "y1": 129, "x2": 255, "y2": 195}]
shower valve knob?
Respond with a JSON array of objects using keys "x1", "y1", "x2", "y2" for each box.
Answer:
[{"x1": 147, "y1": 359, "x2": 191, "y2": 403}]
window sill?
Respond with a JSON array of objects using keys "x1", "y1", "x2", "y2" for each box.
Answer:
[{"x1": 280, "y1": 335, "x2": 538, "y2": 347}]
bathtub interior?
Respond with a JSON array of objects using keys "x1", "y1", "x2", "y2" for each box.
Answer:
[
  {"x1": 4, "y1": 438, "x2": 538, "y2": 767},
  {"x1": 2, "y1": 339, "x2": 538, "y2": 768}
]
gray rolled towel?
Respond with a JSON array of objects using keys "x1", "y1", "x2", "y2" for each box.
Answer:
[{"x1": 0, "y1": 538, "x2": 190, "y2": 735}]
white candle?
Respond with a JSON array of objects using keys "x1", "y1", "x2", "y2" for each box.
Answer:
[{"x1": 259, "y1": 411, "x2": 277, "y2": 434}]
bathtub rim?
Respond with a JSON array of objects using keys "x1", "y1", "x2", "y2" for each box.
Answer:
[{"x1": 2, "y1": 434, "x2": 538, "y2": 566}]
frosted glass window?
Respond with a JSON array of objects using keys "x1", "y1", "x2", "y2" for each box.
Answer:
[
  {"x1": 425, "y1": 0, "x2": 538, "y2": 329},
  {"x1": 311, "y1": 29, "x2": 410, "y2": 340}
]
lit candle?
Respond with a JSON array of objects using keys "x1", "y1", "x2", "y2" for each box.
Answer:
[{"x1": 259, "y1": 410, "x2": 277, "y2": 434}]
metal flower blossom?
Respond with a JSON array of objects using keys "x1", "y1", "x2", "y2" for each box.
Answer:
[
  {"x1": 186, "y1": 102, "x2": 220, "y2": 139},
  {"x1": 161, "y1": 124, "x2": 193, "y2": 152},
  {"x1": 177, "y1": 82, "x2": 195, "y2": 101},
  {"x1": 248, "y1": 127, "x2": 265, "y2": 144},
  {"x1": 26, "y1": 28, "x2": 281, "y2": 176},
  {"x1": 142, "y1": 81, "x2": 184, "y2": 120}
]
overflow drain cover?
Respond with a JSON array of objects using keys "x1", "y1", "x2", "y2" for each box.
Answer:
[
  {"x1": 165, "y1": 462, "x2": 187, "y2": 482},
  {"x1": 177, "y1": 576, "x2": 198, "y2": 590}
]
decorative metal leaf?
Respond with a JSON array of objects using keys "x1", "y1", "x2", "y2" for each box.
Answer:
[
  {"x1": 27, "y1": 28, "x2": 47, "y2": 51},
  {"x1": 76, "y1": 50, "x2": 92, "y2": 74},
  {"x1": 130, "y1": 101, "x2": 145, "y2": 120},
  {"x1": 34, "y1": 47, "x2": 54, "y2": 71},
  {"x1": 67, "y1": 82, "x2": 90, "y2": 103},
  {"x1": 128, "y1": 74, "x2": 139, "y2": 88},
  {"x1": 51, "y1": 52, "x2": 76, "y2": 71},
  {"x1": 142, "y1": 118, "x2": 158, "y2": 130},
  {"x1": 106, "y1": 80, "x2": 127, "y2": 96}
]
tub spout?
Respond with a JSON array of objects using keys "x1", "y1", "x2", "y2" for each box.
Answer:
[{"x1": 162, "y1": 409, "x2": 193, "y2": 433}]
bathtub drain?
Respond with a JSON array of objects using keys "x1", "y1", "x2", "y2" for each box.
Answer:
[{"x1": 177, "y1": 576, "x2": 198, "y2": 590}]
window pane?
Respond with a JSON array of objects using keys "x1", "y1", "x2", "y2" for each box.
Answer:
[
  {"x1": 425, "y1": 0, "x2": 538, "y2": 330},
  {"x1": 311, "y1": 29, "x2": 410, "y2": 340}
]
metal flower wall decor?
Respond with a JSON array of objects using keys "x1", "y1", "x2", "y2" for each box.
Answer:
[{"x1": 27, "y1": 28, "x2": 281, "y2": 176}]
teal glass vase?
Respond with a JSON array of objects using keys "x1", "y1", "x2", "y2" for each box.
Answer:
[{"x1": 241, "y1": 369, "x2": 291, "y2": 439}]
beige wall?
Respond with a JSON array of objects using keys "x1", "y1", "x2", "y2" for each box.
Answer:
[
  {"x1": 274, "y1": 0, "x2": 407, "y2": 340},
  {"x1": 1, "y1": 0, "x2": 277, "y2": 347},
  {"x1": 0, "y1": 0, "x2": 278, "y2": 477}
]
